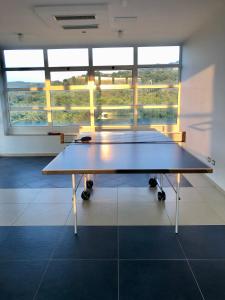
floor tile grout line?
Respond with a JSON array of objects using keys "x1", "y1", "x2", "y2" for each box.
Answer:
[
  {"x1": 32, "y1": 257, "x2": 52, "y2": 300},
  {"x1": 117, "y1": 186, "x2": 120, "y2": 300},
  {"x1": 2, "y1": 257, "x2": 225, "y2": 263},
  {"x1": 8, "y1": 187, "x2": 43, "y2": 225},
  {"x1": 10, "y1": 202, "x2": 32, "y2": 226},
  {"x1": 177, "y1": 237, "x2": 206, "y2": 300},
  {"x1": 32, "y1": 227, "x2": 68, "y2": 300}
]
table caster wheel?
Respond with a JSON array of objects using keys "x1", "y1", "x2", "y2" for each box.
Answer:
[
  {"x1": 149, "y1": 178, "x2": 157, "y2": 188},
  {"x1": 81, "y1": 190, "x2": 91, "y2": 200},
  {"x1": 86, "y1": 180, "x2": 93, "y2": 189},
  {"x1": 158, "y1": 191, "x2": 166, "y2": 201}
]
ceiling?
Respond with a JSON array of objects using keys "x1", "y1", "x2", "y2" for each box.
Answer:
[{"x1": 0, "y1": 0, "x2": 225, "y2": 48}]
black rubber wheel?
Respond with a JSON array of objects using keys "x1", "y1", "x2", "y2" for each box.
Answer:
[
  {"x1": 81, "y1": 190, "x2": 91, "y2": 201},
  {"x1": 158, "y1": 191, "x2": 166, "y2": 201},
  {"x1": 149, "y1": 178, "x2": 158, "y2": 188},
  {"x1": 86, "y1": 180, "x2": 93, "y2": 189}
]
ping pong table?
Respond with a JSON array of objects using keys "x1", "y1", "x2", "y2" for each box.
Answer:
[{"x1": 42, "y1": 131, "x2": 213, "y2": 235}]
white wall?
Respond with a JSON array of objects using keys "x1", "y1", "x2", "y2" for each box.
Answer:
[{"x1": 181, "y1": 9, "x2": 225, "y2": 190}]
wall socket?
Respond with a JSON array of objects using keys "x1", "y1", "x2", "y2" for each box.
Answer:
[{"x1": 207, "y1": 157, "x2": 216, "y2": 166}]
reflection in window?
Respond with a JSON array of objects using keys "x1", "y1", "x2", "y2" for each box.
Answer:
[
  {"x1": 95, "y1": 109, "x2": 134, "y2": 125},
  {"x1": 47, "y1": 49, "x2": 89, "y2": 67},
  {"x1": 6, "y1": 71, "x2": 45, "y2": 89},
  {"x1": 95, "y1": 90, "x2": 133, "y2": 106},
  {"x1": 138, "y1": 108, "x2": 177, "y2": 125},
  {"x1": 138, "y1": 68, "x2": 179, "y2": 85},
  {"x1": 51, "y1": 91, "x2": 90, "y2": 106},
  {"x1": 8, "y1": 91, "x2": 46, "y2": 107},
  {"x1": 10, "y1": 111, "x2": 47, "y2": 126},
  {"x1": 138, "y1": 46, "x2": 180, "y2": 65},
  {"x1": 94, "y1": 70, "x2": 132, "y2": 85},
  {"x1": 50, "y1": 71, "x2": 88, "y2": 86},
  {"x1": 138, "y1": 89, "x2": 178, "y2": 105},
  {"x1": 52, "y1": 111, "x2": 90, "y2": 125}
]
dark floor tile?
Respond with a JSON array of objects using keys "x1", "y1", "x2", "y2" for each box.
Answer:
[
  {"x1": 119, "y1": 226, "x2": 184, "y2": 259},
  {"x1": 179, "y1": 226, "x2": 225, "y2": 259},
  {"x1": 0, "y1": 226, "x2": 62, "y2": 260},
  {"x1": 120, "y1": 260, "x2": 203, "y2": 300},
  {"x1": 0, "y1": 175, "x2": 27, "y2": 188},
  {"x1": 0, "y1": 227, "x2": 10, "y2": 245},
  {"x1": 36, "y1": 260, "x2": 117, "y2": 300},
  {"x1": 0, "y1": 260, "x2": 47, "y2": 300},
  {"x1": 190, "y1": 260, "x2": 225, "y2": 300},
  {"x1": 0, "y1": 156, "x2": 192, "y2": 188},
  {"x1": 53, "y1": 226, "x2": 117, "y2": 259}
]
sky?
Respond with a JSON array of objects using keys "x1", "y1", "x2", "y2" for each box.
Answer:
[{"x1": 5, "y1": 46, "x2": 180, "y2": 82}]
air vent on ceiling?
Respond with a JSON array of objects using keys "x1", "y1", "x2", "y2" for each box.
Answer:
[
  {"x1": 55, "y1": 15, "x2": 96, "y2": 21},
  {"x1": 34, "y1": 4, "x2": 109, "y2": 31},
  {"x1": 63, "y1": 24, "x2": 99, "y2": 30}
]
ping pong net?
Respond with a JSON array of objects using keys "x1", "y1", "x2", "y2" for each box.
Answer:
[{"x1": 60, "y1": 131, "x2": 186, "y2": 145}]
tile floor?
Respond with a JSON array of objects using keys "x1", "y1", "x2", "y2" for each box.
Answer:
[{"x1": 1, "y1": 156, "x2": 225, "y2": 299}]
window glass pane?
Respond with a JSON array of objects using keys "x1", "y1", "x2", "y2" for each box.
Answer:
[
  {"x1": 52, "y1": 111, "x2": 90, "y2": 125},
  {"x1": 10, "y1": 111, "x2": 47, "y2": 126},
  {"x1": 138, "y1": 68, "x2": 179, "y2": 85},
  {"x1": 138, "y1": 108, "x2": 177, "y2": 125},
  {"x1": 93, "y1": 47, "x2": 133, "y2": 66},
  {"x1": 47, "y1": 49, "x2": 88, "y2": 67},
  {"x1": 8, "y1": 91, "x2": 45, "y2": 107},
  {"x1": 6, "y1": 71, "x2": 45, "y2": 88},
  {"x1": 50, "y1": 71, "x2": 88, "y2": 85},
  {"x1": 138, "y1": 46, "x2": 180, "y2": 65},
  {"x1": 95, "y1": 89, "x2": 133, "y2": 106},
  {"x1": 138, "y1": 88, "x2": 178, "y2": 105},
  {"x1": 4, "y1": 50, "x2": 44, "y2": 68},
  {"x1": 51, "y1": 91, "x2": 90, "y2": 106},
  {"x1": 95, "y1": 109, "x2": 133, "y2": 125},
  {"x1": 95, "y1": 70, "x2": 132, "y2": 85}
]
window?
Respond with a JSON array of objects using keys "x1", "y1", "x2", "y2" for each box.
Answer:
[
  {"x1": 138, "y1": 108, "x2": 177, "y2": 125},
  {"x1": 4, "y1": 50, "x2": 44, "y2": 68},
  {"x1": 94, "y1": 70, "x2": 132, "y2": 85},
  {"x1": 137, "y1": 47, "x2": 180, "y2": 127},
  {"x1": 138, "y1": 46, "x2": 180, "y2": 65},
  {"x1": 4, "y1": 50, "x2": 46, "y2": 127},
  {"x1": 50, "y1": 71, "x2": 88, "y2": 86},
  {"x1": 93, "y1": 47, "x2": 133, "y2": 66},
  {"x1": 52, "y1": 111, "x2": 90, "y2": 126},
  {"x1": 47, "y1": 49, "x2": 89, "y2": 67},
  {"x1": 137, "y1": 68, "x2": 179, "y2": 85},
  {"x1": 95, "y1": 109, "x2": 133, "y2": 126},
  {"x1": 6, "y1": 71, "x2": 45, "y2": 89},
  {"x1": 2, "y1": 46, "x2": 181, "y2": 132}
]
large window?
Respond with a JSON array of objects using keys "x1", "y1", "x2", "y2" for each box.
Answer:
[{"x1": 2, "y1": 46, "x2": 181, "y2": 132}]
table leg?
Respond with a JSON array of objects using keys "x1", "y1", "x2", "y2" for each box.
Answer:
[
  {"x1": 84, "y1": 174, "x2": 87, "y2": 190},
  {"x1": 160, "y1": 174, "x2": 163, "y2": 187},
  {"x1": 175, "y1": 173, "x2": 181, "y2": 234},
  {"x1": 72, "y1": 174, "x2": 77, "y2": 235}
]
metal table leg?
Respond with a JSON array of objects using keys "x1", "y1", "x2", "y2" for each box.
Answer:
[
  {"x1": 84, "y1": 174, "x2": 87, "y2": 190},
  {"x1": 72, "y1": 174, "x2": 77, "y2": 235},
  {"x1": 175, "y1": 173, "x2": 181, "y2": 234}
]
